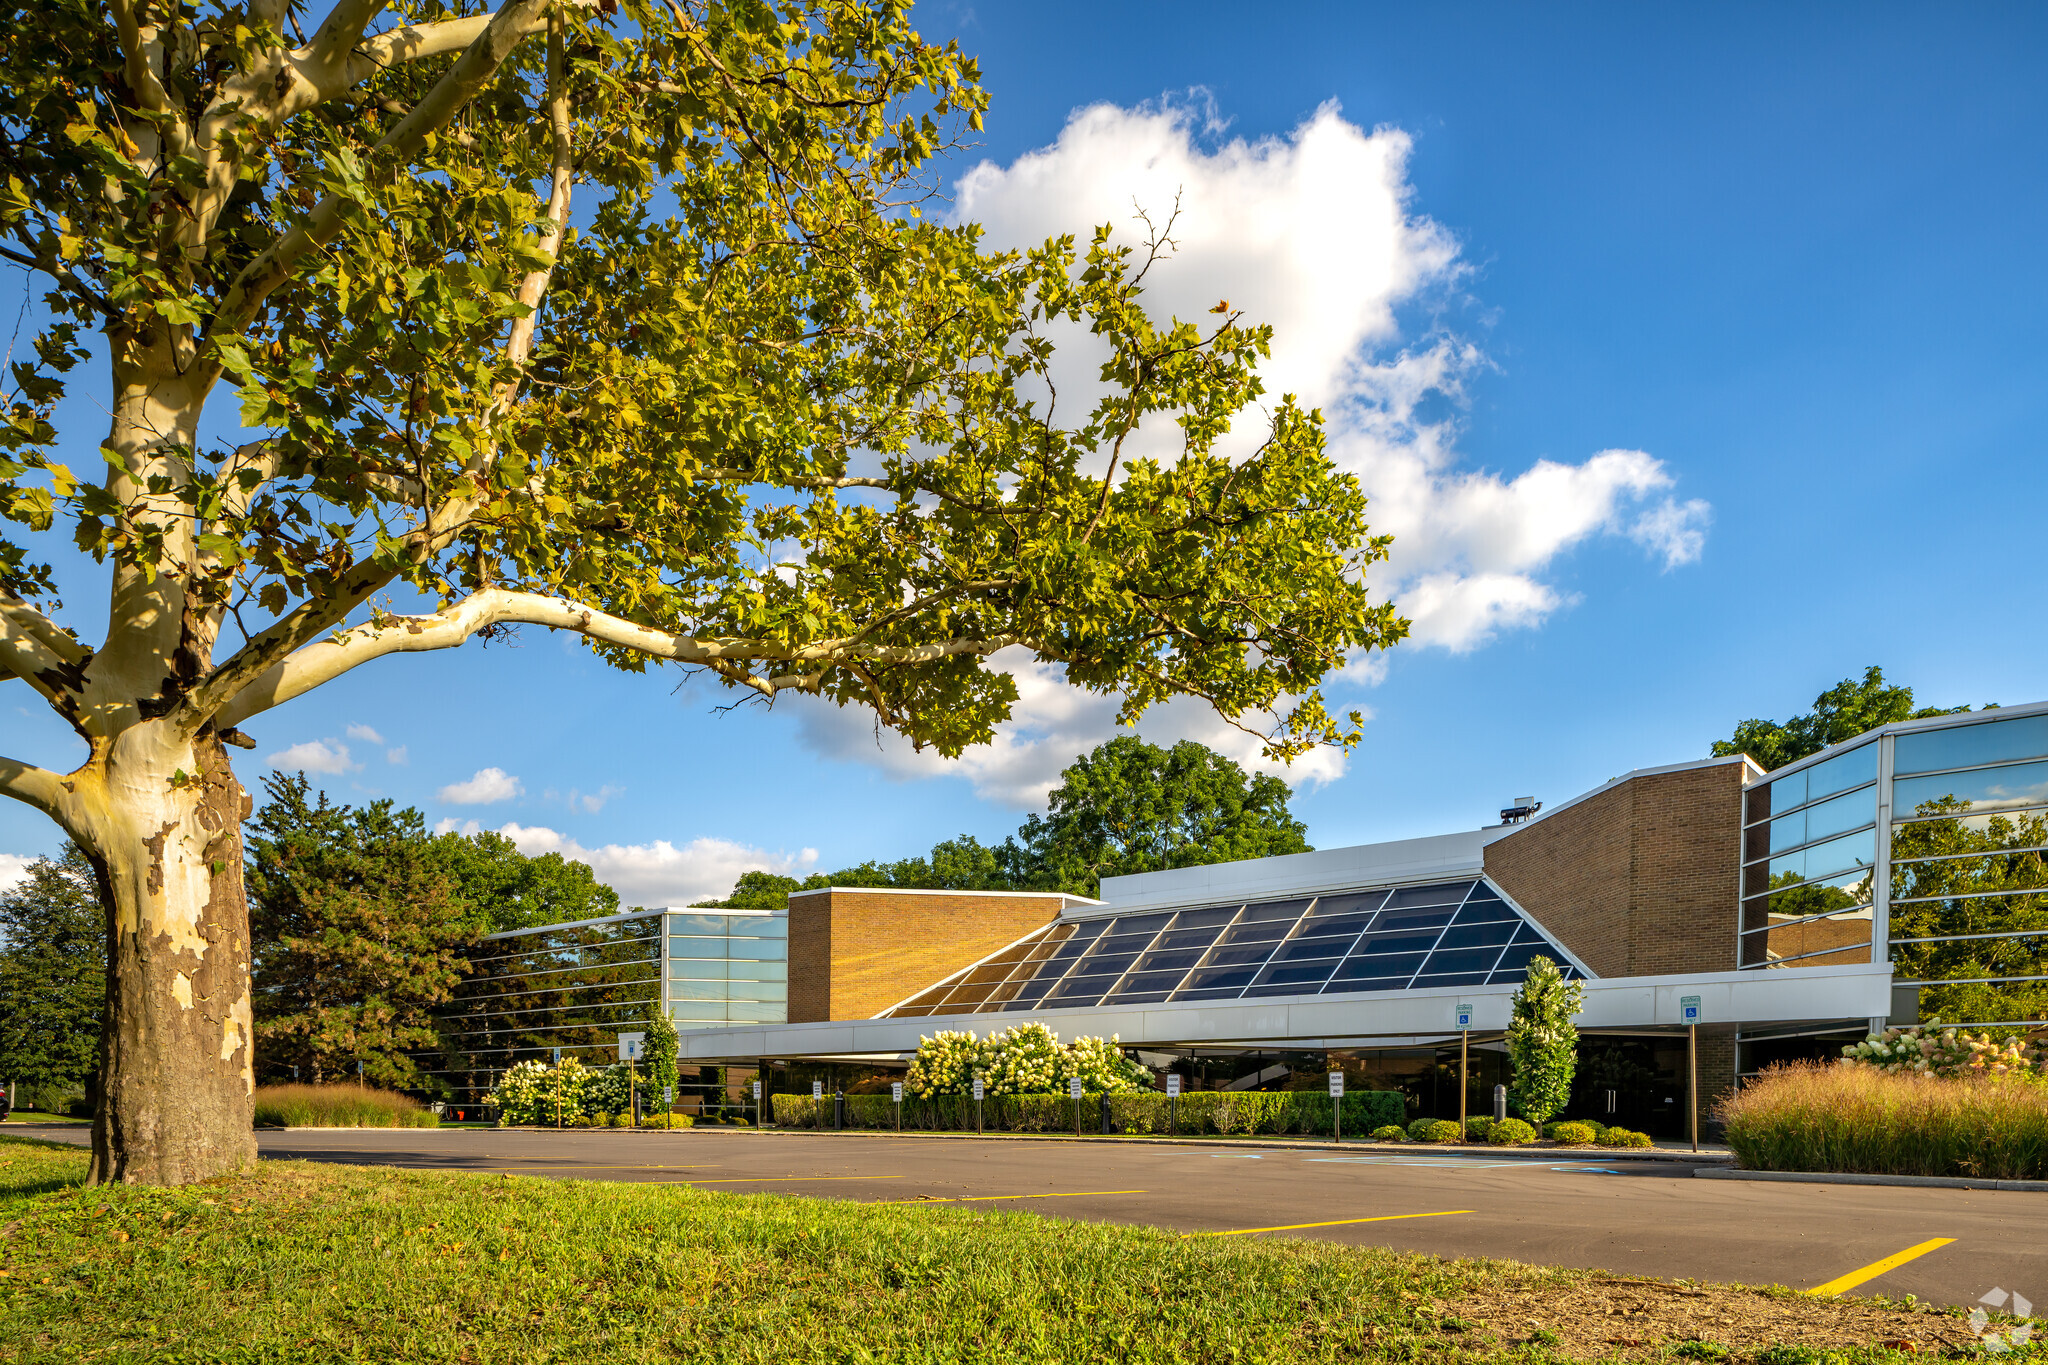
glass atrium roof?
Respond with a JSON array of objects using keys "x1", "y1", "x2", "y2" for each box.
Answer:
[{"x1": 883, "y1": 877, "x2": 1584, "y2": 1018}]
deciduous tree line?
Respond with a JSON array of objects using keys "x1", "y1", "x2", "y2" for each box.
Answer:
[{"x1": 699, "y1": 733, "x2": 1313, "y2": 906}]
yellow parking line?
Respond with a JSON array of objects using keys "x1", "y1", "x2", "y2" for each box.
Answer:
[
  {"x1": 680, "y1": 1175, "x2": 903, "y2": 1184},
  {"x1": 874, "y1": 1189, "x2": 1148, "y2": 1205},
  {"x1": 1806, "y1": 1238, "x2": 1956, "y2": 1296},
  {"x1": 1185, "y1": 1210, "x2": 1473, "y2": 1238}
]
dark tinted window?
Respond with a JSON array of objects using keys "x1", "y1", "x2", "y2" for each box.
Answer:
[{"x1": 1384, "y1": 881, "x2": 1475, "y2": 910}]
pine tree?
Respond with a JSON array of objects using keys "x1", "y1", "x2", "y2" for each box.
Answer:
[{"x1": 0, "y1": 845, "x2": 107, "y2": 1110}]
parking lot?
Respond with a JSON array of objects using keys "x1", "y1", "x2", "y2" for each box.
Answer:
[{"x1": 20, "y1": 1123, "x2": 2043, "y2": 1311}]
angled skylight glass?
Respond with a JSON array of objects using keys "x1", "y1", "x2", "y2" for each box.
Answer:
[{"x1": 881, "y1": 877, "x2": 1585, "y2": 1018}]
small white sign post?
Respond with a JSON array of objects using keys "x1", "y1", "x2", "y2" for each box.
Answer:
[
  {"x1": 1456, "y1": 1002, "x2": 1474, "y2": 1137},
  {"x1": 1328, "y1": 1070, "x2": 1345, "y2": 1143},
  {"x1": 892, "y1": 1081, "x2": 904, "y2": 1133},
  {"x1": 812, "y1": 1078, "x2": 823, "y2": 1127},
  {"x1": 617, "y1": 1033, "x2": 645, "y2": 1124},
  {"x1": 972, "y1": 1077, "x2": 985, "y2": 1135},
  {"x1": 753, "y1": 1078, "x2": 763, "y2": 1127},
  {"x1": 1069, "y1": 1076, "x2": 1084, "y2": 1138},
  {"x1": 1165, "y1": 1072, "x2": 1181, "y2": 1136},
  {"x1": 1680, "y1": 995, "x2": 1703, "y2": 1152}
]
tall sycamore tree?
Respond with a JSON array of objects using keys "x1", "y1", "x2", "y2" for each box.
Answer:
[{"x1": 0, "y1": 0, "x2": 1403, "y2": 1185}]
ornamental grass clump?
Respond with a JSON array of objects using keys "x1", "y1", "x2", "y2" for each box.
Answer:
[
  {"x1": 251, "y1": 1084, "x2": 437, "y2": 1129},
  {"x1": 1718, "y1": 1060, "x2": 2048, "y2": 1179}
]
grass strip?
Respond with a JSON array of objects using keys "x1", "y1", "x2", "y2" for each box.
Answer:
[{"x1": 0, "y1": 1135, "x2": 2019, "y2": 1365}]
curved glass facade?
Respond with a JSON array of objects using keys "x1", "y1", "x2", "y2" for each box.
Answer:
[{"x1": 1739, "y1": 706, "x2": 2048, "y2": 1029}]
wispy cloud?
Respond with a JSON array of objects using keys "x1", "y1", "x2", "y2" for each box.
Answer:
[{"x1": 345, "y1": 723, "x2": 385, "y2": 745}]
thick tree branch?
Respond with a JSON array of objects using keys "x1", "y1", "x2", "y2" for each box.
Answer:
[
  {"x1": 0, "y1": 601, "x2": 86, "y2": 710},
  {"x1": 216, "y1": 587, "x2": 1025, "y2": 727},
  {"x1": 0, "y1": 754, "x2": 64, "y2": 821},
  {"x1": 1, "y1": 589, "x2": 92, "y2": 668},
  {"x1": 109, "y1": 0, "x2": 191, "y2": 158},
  {"x1": 210, "y1": 0, "x2": 555, "y2": 338}
]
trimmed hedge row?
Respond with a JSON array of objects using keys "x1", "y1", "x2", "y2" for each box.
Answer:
[{"x1": 770, "y1": 1088, "x2": 1405, "y2": 1136}]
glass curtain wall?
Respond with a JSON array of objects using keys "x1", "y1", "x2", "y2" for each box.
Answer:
[
  {"x1": 1739, "y1": 707, "x2": 2048, "y2": 1030},
  {"x1": 1887, "y1": 713, "x2": 2048, "y2": 1028},
  {"x1": 665, "y1": 911, "x2": 788, "y2": 1029},
  {"x1": 426, "y1": 911, "x2": 663, "y2": 1104}
]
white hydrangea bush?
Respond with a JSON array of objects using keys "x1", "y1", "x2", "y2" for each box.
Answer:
[
  {"x1": 1060, "y1": 1033, "x2": 1153, "y2": 1093},
  {"x1": 983, "y1": 1023, "x2": 1063, "y2": 1095},
  {"x1": 489, "y1": 1057, "x2": 590, "y2": 1125},
  {"x1": 582, "y1": 1065, "x2": 634, "y2": 1116},
  {"x1": 904, "y1": 1025, "x2": 1154, "y2": 1097},
  {"x1": 905, "y1": 1030, "x2": 987, "y2": 1098},
  {"x1": 1842, "y1": 1022, "x2": 2042, "y2": 1078}
]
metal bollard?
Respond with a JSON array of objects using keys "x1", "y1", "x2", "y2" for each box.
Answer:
[
  {"x1": 1099, "y1": 1092, "x2": 1111, "y2": 1135},
  {"x1": 834, "y1": 1090, "x2": 845, "y2": 1129},
  {"x1": 1492, "y1": 1083, "x2": 1507, "y2": 1123}
]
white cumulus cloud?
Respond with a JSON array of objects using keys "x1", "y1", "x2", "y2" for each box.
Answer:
[
  {"x1": 385, "y1": 746, "x2": 409, "y2": 766},
  {"x1": 437, "y1": 767, "x2": 524, "y2": 805},
  {"x1": 780, "y1": 96, "x2": 1711, "y2": 798},
  {"x1": 345, "y1": 723, "x2": 385, "y2": 745},
  {"x1": 494, "y1": 823, "x2": 819, "y2": 908},
  {"x1": 0, "y1": 853, "x2": 35, "y2": 894},
  {"x1": 266, "y1": 739, "x2": 356, "y2": 775}
]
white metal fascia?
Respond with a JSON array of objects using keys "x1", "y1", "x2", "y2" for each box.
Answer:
[{"x1": 674, "y1": 963, "x2": 1894, "y2": 1062}]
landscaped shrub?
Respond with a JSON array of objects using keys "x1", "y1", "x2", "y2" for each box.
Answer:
[
  {"x1": 770, "y1": 1088, "x2": 1406, "y2": 1136},
  {"x1": 1601, "y1": 1127, "x2": 1652, "y2": 1148},
  {"x1": 1580, "y1": 1120, "x2": 1609, "y2": 1140},
  {"x1": 1420, "y1": 1120, "x2": 1463, "y2": 1144},
  {"x1": 582, "y1": 1066, "x2": 634, "y2": 1117},
  {"x1": 611, "y1": 1112, "x2": 633, "y2": 1129},
  {"x1": 1463, "y1": 1116, "x2": 1494, "y2": 1142},
  {"x1": 489, "y1": 1058, "x2": 589, "y2": 1126},
  {"x1": 1405, "y1": 1117, "x2": 1438, "y2": 1141},
  {"x1": 1550, "y1": 1121, "x2": 1599, "y2": 1146},
  {"x1": 1506, "y1": 955, "x2": 1584, "y2": 1124},
  {"x1": 1489, "y1": 1118, "x2": 1537, "y2": 1145},
  {"x1": 904, "y1": 1030, "x2": 987, "y2": 1098},
  {"x1": 251, "y1": 1083, "x2": 438, "y2": 1129},
  {"x1": 1371, "y1": 1125, "x2": 1407, "y2": 1142},
  {"x1": 1718, "y1": 1060, "x2": 2048, "y2": 1179},
  {"x1": 640, "y1": 1112, "x2": 692, "y2": 1129}
]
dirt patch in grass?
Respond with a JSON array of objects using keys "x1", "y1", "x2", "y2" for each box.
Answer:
[{"x1": 1445, "y1": 1275, "x2": 1985, "y2": 1360}]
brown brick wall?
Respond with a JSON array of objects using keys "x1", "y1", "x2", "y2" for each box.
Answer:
[
  {"x1": 786, "y1": 890, "x2": 1066, "y2": 1022},
  {"x1": 1483, "y1": 760, "x2": 1746, "y2": 978}
]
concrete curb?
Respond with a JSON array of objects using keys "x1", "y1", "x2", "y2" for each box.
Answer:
[
  {"x1": 1694, "y1": 1167, "x2": 2048, "y2": 1192},
  {"x1": 606, "y1": 1126, "x2": 1734, "y2": 1164}
]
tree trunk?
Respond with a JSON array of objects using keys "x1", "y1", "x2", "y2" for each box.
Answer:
[{"x1": 78, "y1": 727, "x2": 257, "y2": 1186}]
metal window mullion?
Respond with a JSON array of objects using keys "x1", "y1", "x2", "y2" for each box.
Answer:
[
  {"x1": 1873, "y1": 732, "x2": 1894, "y2": 965},
  {"x1": 1742, "y1": 775, "x2": 1880, "y2": 829},
  {"x1": 1097, "y1": 913, "x2": 1180, "y2": 1002},
  {"x1": 1739, "y1": 904, "x2": 1876, "y2": 937},
  {"x1": 1889, "y1": 926, "x2": 2048, "y2": 946},
  {"x1": 1891, "y1": 886, "x2": 2048, "y2": 907},
  {"x1": 446, "y1": 973, "x2": 662, "y2": 1007},
  {"x1": 1238, "y1": 897, "x2": 1324, "y2": 995},
  {"x1": 1401, "y1": 880, "x2": 1476, "y2": 989},
  {"x1": 1894, "y1": 799, "x2": 2048, "y2": 828},
  {"x1": 1743, "y1": 856, "x2": 1878, "y2": 901},
  {"x1": 1027, "y1": 922, "x2": 1113, "y2": 1004},
  {"x1": 1164, "y1": 905, "x2": 1248, "y2": 1001},
  {"x1": 1758, "y1": 816, "x2": 1880, "y2": 863},
  {"x1": 1740, "y1": 943, "x2": 1878, "y2": 970},
  {"x1": 1893, "y1": 751, "x2": 2048, "y2": 784},
  {"x1": 1893, "y1": 972, "x2": 2048, "y2": 987},
  {"x1": 1892, "y1": 841, "x2": 2048, "y2": 868}
]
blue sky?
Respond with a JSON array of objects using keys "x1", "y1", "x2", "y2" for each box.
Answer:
[{"x1": 5, "y1": 2, "x2": 2046, "y2": 903}]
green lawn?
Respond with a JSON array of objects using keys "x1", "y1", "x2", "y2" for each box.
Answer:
[{"x1": 0, "y1": 1135, "x2": 2011, "y2": 1365}]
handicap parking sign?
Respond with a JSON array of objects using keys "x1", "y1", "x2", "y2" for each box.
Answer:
[{"x1": 1681, "y1": 994, "x2": 1702, "y2": 1024}]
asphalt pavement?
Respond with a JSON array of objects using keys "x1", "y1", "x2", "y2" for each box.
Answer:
[{"x1": 15, "y1": 1123, "x2": 2043, "y2": 1311}]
